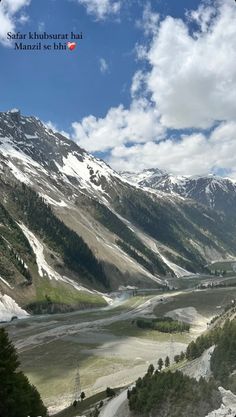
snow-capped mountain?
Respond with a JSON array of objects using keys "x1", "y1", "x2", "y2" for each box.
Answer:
[
  {"x1": 0, "y1": 109, "x2": 125, "y2": 205},
  {"x1": 121, "y1": 168, "x2": 166, "y2": 187},
  {"x1": 1, "y1": 110, "x2": 236, "y2": 318},
  {"x1": 122, "y1": 169, "x2": 236, "y2": 215}
]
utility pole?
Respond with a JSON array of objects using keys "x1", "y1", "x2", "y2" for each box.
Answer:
[{"x1": 71, "y1": 362, "x2": 81, "y2": 404}]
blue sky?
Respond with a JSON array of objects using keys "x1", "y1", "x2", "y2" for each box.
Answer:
[
  {"x1": 0, "y1": 0, "x2": 199, "y2": 128},
  {"x1": 1, "y1": 0, "x2": 236, "y2": 178}
]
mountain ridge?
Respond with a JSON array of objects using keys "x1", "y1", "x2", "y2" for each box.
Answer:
[
  {"x1": 1, "y1": 110, "x2": 236, "y2": 317},
  {"x1": 121, "y1": 169, "x2": 236, "y2": 216}
]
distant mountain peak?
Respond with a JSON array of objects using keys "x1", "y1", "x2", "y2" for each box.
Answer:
[
  {"x1": 9, "y1": 108, "x2": 20, "y2": 114},
  {"x1": 121, "y1": 168, "x2": 236, "y2": 214}
]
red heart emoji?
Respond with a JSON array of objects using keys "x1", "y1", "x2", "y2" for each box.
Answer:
[{"x1": 67, "y1": 42, "x2": 76, "y2": 51}]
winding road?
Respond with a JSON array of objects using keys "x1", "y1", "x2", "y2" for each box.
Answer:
[{"x1": 100, "y1": 390, "x2": 128, "y2": 417}]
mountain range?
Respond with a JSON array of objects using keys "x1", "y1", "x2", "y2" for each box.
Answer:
[
  {"x1": 0, "y1": 110, "x2": 236, "y2": 316},
  {"x1": 122, "y1": 169, "x2": 236, "y2": 217}
]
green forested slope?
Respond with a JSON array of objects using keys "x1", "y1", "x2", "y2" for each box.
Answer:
[
  {"x1": 8, "y1": 183, "x2": 109, "y2": 289},
  {"x1": 113, "y1": 189, "x2": 236, "y2": 272},
  {"x1": 0, "y1": 202, "x2": 34, "y2": 286},
  {"x1": 129, "y1": 370, "x2": 220, "y2": 417}
]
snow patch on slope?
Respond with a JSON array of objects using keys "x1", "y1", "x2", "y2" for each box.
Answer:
[
  {"x1": 0, "y1": 276, "x2": 14, "y2": 289},
  {"x1": 0, "y1": 138, "x2": 45, "y2": 170},
  {"x1": 7, "y1": 161, "x2": 32, "y2": 185},
  {"x1": 160, "y1": 254, "x2": 192, "y2": 278},
  {"x1": 0, "y1": 137, "x2": 49, "y2": 186},
  {"x1": 18, "y1": 223, "x2": 59, "y2": 281},
  {"x1": 18, "y1": 223, "x2": 95, "y2": 294},
  {"x1": 55, "y1": 152, "x2": 113, "y2": 195},
  {"x1": 121, "y1": 169, "x2": 164, "y2": 185},
  {"x1": 39, "y1": 194, "x2": 68, "y2": 208},
  {"x1": 0, "y1": 294, "x2": 28, "y2": 322}
]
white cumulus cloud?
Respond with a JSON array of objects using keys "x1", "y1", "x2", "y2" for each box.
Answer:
[
  {"x1": 0, "y1": 0, "x2": 30, "y2": 45},
  {"x1": 143, "y1": 0, "x2": 236, "y2": 129},
  {"x1": 108, "y1": 122, "x2": 236, "y2": 178},
  {"x1": 71, "y1": 0, "x2": 236, "y2": 178},
  {"x1": 99, "y1": 58, "x2": 109, "y2": 74},
  {"x1": 77, "y1": 0, "x2": 121, "y2": 20},
  {"x1": 136, "y1": 2, "x2": 159, "y2": 36},
  {"x1": 72, "y1": 99, "x2": 164, "y2": 152}
]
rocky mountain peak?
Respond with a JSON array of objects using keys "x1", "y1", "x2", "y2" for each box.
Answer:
[
  {"x1": 0, "y1": 110, "x2": 124, "y2": 204},
  {"x1": 121, "y1": 168, "x2": 236, "y2": 215}
]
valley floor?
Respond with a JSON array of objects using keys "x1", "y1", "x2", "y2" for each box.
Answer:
[{"x1": 4, "y1": 286, "x2": 236, "y2": 416}]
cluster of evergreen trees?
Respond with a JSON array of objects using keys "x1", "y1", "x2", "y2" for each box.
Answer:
[
  {"x1": 10, "y1": 184, "x2": 109, "y2": 288},
  {"x1": 185, "y1": 318, "x2": 236, "y2": 391},
  {"x1": 210, "y1": 319, "x2": 236, "y2": 390},
  {"x1": 129, "y1": 318, "x2": 236, "y2": 416},
  {"x1": 113, "y1": 188, "x2": 236, "y2": 273},
  {"x1": 128, "y1": 368, "x2": 220, "y2": 417},
  {"x1": 113, "y1": 190, "x2": 208, "y2": 272},
  {"x1": 9, "y1": 248, "x2": 32, "y2": 283},
  {"x1": 0, "y1": 203, "x2": 33, "y2": 255},
  {"x1": 90, "y1": 199, "x2": 168, "y2": 275},
  {"x1": 0, "y1": 328, "x2": 47, "y2": 417},
  {"x1": 186, "y1": 327, "x2": 222, "y2": 360},
  {"x1": 116, "y1": 240, "x2": 159, "y2": 275},
  {"x1": 0, "y1": 236, "x2": 32, "y2": 285},
  {"x1": 0, "y1": 203, "x2": 34, "y2": 284},
  {"x1": 136, "y1": 317, "x2": 190, "y2": 333}
]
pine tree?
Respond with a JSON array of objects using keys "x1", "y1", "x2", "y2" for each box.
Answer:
[
  {"x1": 80, "y1": 391, "x2": 86, "y2": 401},
  {"x1": 147, "y1": 364, "x2": 155, "y2": 375},
  {"x1": 0, "y1": 328, "x2": 47, "y2": 417},
  {"x1": 186, "y1": 341, "x2": 199, "y2": 360},
  {"x1": 174, "y1": 354, "x2": 180, "y2": 363},
  {"x1": 106, "y1": 387, "x2": 115, "y2": 397},
  {"x1": 0, "y1": 327, "x2": 19, "y2": 374},
  {"x1": 158, "y1": 358, "x2": 164, "y2": 371},
  {"x1": 165, "y1": 356, "x2": 170, "y2": 368}
]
